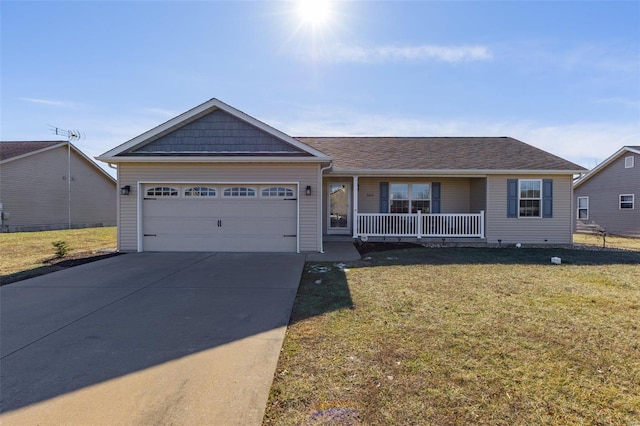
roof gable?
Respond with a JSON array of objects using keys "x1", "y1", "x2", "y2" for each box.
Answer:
[
  {"x1": 98, "y1": 98, "x2": 330, "y2": 162},
  {"x1": 298, "y1": 137, "x2": 585, "y2": 174},
  {"x1": 574, "y1": 146, "x2": 640, "y2": 188},
  {"x1": 128, "y1": 109, "x2": 307, "y2": 155}
]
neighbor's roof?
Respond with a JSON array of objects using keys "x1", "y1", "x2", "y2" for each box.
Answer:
[
  {"x1": 0, "y1": 141, "x2": 65, "y2": 162},
  {"x1": 0, "y1": 140, "x2": 116, "y2": 183},
  {"x1": 297, "y1": 137, "x2": 586, "y2": 174},
  {"x1": 574, "y1": 145, "x2": 640, "y2": 188}
]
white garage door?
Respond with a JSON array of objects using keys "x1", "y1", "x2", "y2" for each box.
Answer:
[{"x1": 142, "y1": 184, "x2": 298, "y2": 252}]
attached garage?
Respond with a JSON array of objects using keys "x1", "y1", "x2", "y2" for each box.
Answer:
[
  {"x1": 96, "y1": 98, "x2": 331, "y2": 253},
  {"x1": 141, "y1": 183, "x2": 299, "y2": 252}
]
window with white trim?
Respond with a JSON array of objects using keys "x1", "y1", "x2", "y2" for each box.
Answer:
[
  {"x1": 519, "y1": 179, "x2": 542, "y2": 217},
  {"x1": 390, "y1": 183, "x2": 430, "y2": 213},
  {"x1": 184, "y1": 186, "x2": 217, "y2": 197},
  {"x1": 261, "y1": 187, "x2": 294, "y2": 198},
  {"x1": 577, "y1": 196, "x2": 589, "y2": 219},
  {"x1": 223, "y1": 187, "x2": 256, "y2": 197},
  {"x1": 147, "y1": 186, "x2": 178, "y2": 197},
  {"x1": 625, "y1": 156, "x2": 634, "y2": 168},
  {"x1": 620, "y1": 194, "x2": 634, "y2": 209}
]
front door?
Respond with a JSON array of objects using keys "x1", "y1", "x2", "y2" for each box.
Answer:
[{"x1": 327, "y1": 183, "x2": 350, "y2": 234}]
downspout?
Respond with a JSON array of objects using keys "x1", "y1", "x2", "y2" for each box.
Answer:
[
  {"x1": 67, "y1": 142, "x2": 71, "y2": 229},
  {"x1": 318, "y1": 161, "x2": 333, "y2": 253},
  {"x1": 108, "y1": 163, "x2": 120, "y2": 252}
]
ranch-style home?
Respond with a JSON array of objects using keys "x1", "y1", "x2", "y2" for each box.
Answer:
[{"x1": 96, "y1": 98, "x2": 586, "y2": 253}]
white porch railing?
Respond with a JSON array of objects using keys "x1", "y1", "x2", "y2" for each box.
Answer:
[{"x1": 356, "y1": 211, "x2": 485, "y2": 239}]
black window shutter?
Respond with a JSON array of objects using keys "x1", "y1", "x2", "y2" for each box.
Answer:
[
  {"x1": 380, "y1": 182, "x2": 389, "y2": 213},
  {"x1": 432, "y1": 182, "x2": 441, "y2": 213},
  {"x1": 543, "y1": 179, "x2": 553, "y2": 218},
  {"x1": 507, "y1": 179, "x2": 518, "y2": 218}
]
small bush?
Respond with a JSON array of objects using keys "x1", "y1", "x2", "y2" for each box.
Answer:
[{"x1": 52, "y1": 241, "x2": 71, "y2": 258}]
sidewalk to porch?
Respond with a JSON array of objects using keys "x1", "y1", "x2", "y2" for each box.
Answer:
[{"x1": 306, "y1": 242, "x2": 361, "y2": 262}]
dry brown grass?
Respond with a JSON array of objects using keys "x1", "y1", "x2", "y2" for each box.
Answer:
[
  {"x1": 574, "y1": 233, "x2": 640, "y2": 251},
  {"x1": 265, "y1": 248, "x2": 640, "y2": 425},
  {"x1": 0, "y1": 227, "x2": 116, "y2": 277}
]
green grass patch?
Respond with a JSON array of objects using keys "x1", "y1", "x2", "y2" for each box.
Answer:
[
  {"x1": 264, "y1": 247, "x2": 640, "y2": 425},
  {"x1": 0, "y1": 227, "x2": 116, "y2": 278}
]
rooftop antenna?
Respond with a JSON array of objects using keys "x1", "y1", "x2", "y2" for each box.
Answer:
[
  {"x1": 48, "y1": 125, "x2": 84, "y2": 142},
  {"x1": 48, "y1": 125, "x2": 84, "y2": 229}
]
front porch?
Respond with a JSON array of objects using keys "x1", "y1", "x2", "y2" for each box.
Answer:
[
  {"x1": 323, "y1": 175, "x2": 487, "y2": 241},
  {"x1": 356, "y1": 211, "x2": 485, "y2": 239}
]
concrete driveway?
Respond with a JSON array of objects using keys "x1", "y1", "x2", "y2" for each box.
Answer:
[{"x1": 0, "y1": 252, "x2": 306, "y2": 425}]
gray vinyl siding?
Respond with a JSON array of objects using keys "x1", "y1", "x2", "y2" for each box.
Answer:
[
  {"x1": 117, "y1": 162, "x2": 320, "y2": 252},
  {"x1": 486, "y1": 175, "x2": 573, "y2": 244},
  {"x1": 469, "y1": 178, "x2": 487, "y2": 212},
  {"x1": 574, "y1": 152, "x2": 640, "y2": 237},
  {"x1": 356, "y1": 177, "x2": 482, "y2": 214},
  {"x1": 0, "y1": 146, "x2": 116, "y2": 232}
]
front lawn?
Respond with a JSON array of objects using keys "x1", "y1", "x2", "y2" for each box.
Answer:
[
  {"x1": 264, "y1": 247, "x2": 640, "y2": 425},
  {"x1": 0, "y1": 227, "x2": 117, "y2": 282}
]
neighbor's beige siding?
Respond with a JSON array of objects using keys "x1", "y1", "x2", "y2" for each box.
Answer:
[
  {"x1": 0, "y1": 146, "x2": 116, "y2": 232},
  {"x1": 117, "y1": 162, "x2": 320, "y2": 252},
  {"x1": 485, "y1": 174, "x2": 573, "y2": 244},
  {"x1": 574, "y1": 153, "x2": 640, "y2": 237}
]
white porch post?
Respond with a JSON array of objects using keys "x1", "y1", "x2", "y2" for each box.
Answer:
[
  {"x1": 480, "y1": 210, "x2": 485, "y2": 239},
  {"x1": 352, "y1": 175, "x2": 359, "y2": 238},
  {"x1": 417, "y1": 210, "x2": 422, "y2": 238}
]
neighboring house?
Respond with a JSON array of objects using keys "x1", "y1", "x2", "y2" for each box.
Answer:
[
  {"x1": 573, "y1": 146, "x2": 640, "y2": 237},
  {"x1": 0, "y1": 141, "x2": 117, "y2": 232},
  {"x1": 96, "y1": 98, "x2": 585, "y2": 253}
]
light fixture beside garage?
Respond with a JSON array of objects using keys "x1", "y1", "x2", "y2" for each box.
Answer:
[
  {"x1": 305, "y1": 185, "x2": 312, "y2": 196},
  {"x1": 120, "y1": 185, "x2": 131, "y2": 196}
]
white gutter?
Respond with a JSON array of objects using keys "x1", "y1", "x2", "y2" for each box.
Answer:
[
  {"x1": 318, "y1": 161, "x2": 333, "y2": 253},
  {"x1": 95, "y1": 156, "x2": 331, "y2": 163},
  {"x1": 325, "y1": 169, "x2": 585, "y2": 176}
]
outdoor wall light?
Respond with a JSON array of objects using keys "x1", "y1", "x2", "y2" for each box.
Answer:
[
  {"x1": 305, "y1": 185, "x2": 312, "y2": 196},
  {"x1": 120, "y1": 185, "x2": 131, "y2": 196}
]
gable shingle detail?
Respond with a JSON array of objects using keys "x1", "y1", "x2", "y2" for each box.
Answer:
[{"x1": 129, "y1": 109, "x2": 308, "y2": 155}]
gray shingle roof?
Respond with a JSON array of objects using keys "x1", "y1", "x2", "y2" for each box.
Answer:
[
  {"x1": 296, "y1": 137, "x2": 585, "y2": 172},
  {"x1": 0, "y1": 141, "x2": 64, "y2": 162}
]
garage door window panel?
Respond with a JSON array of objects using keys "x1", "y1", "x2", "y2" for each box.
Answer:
[
  {"x1": 223, "y1": 187, "x2": 256, "y2": 197},
  {"x1": 147, "y1": 186, "x2": 179, "y2": 197},
  {"x1": 185, "y1": 186, "x2": 217, "y2": 197},
  {"x1": 261, "y1": 187, "x2": 294, "y2": 198}
]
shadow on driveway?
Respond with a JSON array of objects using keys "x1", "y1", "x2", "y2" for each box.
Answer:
[{"x1": 0, "y1": 252, "x2": 305, "y2": 424}]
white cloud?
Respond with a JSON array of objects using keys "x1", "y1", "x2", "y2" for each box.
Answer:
[
  {"x1": 310, "y1": 44, "x2": 493, "y2": 63},
  {"x1": 592, "y1": 97, "x2": 640, "y2": 109},
  {"x1": 266, "y1": 108, "x2": 640, "y2": 170},
  {"x1": 19, "y1": 97, "x2": 79, "y2": 108},
  {"x1": 142, "y1": 107, "x2": 181, "y2": 118}
]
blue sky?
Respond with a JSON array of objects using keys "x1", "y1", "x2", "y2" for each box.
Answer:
[{"x1": 2, "y1": 1, "x2": 639, "y2": 175}]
